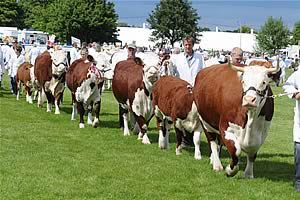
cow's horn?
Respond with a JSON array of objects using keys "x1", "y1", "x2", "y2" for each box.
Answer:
[
  {"x1": 266, "y1": 55, "x2": 280, "y2": 74},
  {"x1": 227, "y1": 56, "x2": 244, "y2": 72}
]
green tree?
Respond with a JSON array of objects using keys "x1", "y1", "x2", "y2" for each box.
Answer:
[
  {"x1": 233, "y1": 25, "x2": 252, "y2": 33},
  {"x1": 19, "y1": 0, "x2": 118, "y2": 43},
  {"x1": 256, "y1": 17, "x2": 290, "y2": 54},
  {"x1": 0, "y1": 0, "x2": 25, "y2": 28},
  {"x1": 291, "y1": 21, "x2": 300, "y2": 45},
  {"x1": 147, "y1": 0, "x2": 200, "y2": 47}
]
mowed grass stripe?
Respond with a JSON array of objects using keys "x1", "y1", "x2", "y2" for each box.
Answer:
[{"x1": 0, "y1": 74, "x2": 299, "y2": 199}]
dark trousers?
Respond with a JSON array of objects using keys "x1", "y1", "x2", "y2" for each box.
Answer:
[
  {"x1": 295, "y1": 142, "x2": 300, "y2": 189},
  {"x1": 10, "y1": 76, "x2": 17, "y2": 95}
]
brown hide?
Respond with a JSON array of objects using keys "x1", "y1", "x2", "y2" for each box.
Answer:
[
  {"x1": 152, "y1": 76, "x2": 193, "y2": 121},
  {"x1": 66, "y1": 59, "x2": 90, "y2": 93},
  {"x1": 193, "y1": 64, "x2": 274, "y2": 130},
  {"x1": 16, "y1": 62, "x2": 32, "y2": 86},
  {"x1": 112, "y1": 59, "x2": 144, "y2": 106},
  {"x1": 34, "y1": 51, "x2": 52, "y2": 85}
]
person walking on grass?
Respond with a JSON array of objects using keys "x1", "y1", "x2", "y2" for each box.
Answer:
[{"x1": 283, "y1": 69, "x2": 300, "y2": 193}]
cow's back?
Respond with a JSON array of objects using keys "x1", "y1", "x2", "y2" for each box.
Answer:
[
  {"x1": 34, "y1": 51, "x2": 52, "y2": 84},
  {"x1": 193, "y1": 64, "x2": 246, "y2": 129},
  {"x1": 66, "y1": 59, "x2": 90, "y2": 92},
  {"x1": 16, "y1": 62, "x2": 32, "y2": 83},
  {"x1": 112, "y1": 60, "x2": 143, "y2": 104},
  {"x1": 152, "y1": 76, "x2": 194, "y2": 120}
]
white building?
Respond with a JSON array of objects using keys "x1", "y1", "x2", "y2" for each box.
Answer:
[{"x1": 116, "y1": 26, "x2": 257, "y2": 52}]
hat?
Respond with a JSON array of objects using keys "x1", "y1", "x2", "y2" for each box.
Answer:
[{"x1": 128, "y1": 43, "x2": 136, "y2": 49}]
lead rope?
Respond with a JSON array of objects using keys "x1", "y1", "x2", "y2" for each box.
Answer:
[{"x1": 265, "y1": 91, "x2": 300, "y2": 99}]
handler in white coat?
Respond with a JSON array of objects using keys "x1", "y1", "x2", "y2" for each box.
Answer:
[
  {"x1": 283, "y1": 69, "x2": 300, "y2": 192},
  {"x1": 170, "y1": 36, "x2": 205, "y2": 86},
  {"x1": 28, "y1": 44, "x2": 41, "y2": 66},
  {"x1": 0, "y1": 46, "x2": 4, "y2": 88},
  {"x1": 9, "y1": 45, "x2": 25, "y2": 95}
]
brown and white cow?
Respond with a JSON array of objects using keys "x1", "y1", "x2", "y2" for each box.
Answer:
[
  {"x1": 152, "y1": 76, "x2": 202, "y2": 159},
  {"x1": 112, "y1": 54, "x2": 160, "y2": 144},
  {"x1": 16, "y1": 62, "x2": 34, "y2": 103},
  {"x1": 193, "y1": 58, "x2": 279, "y2": 178},
  {"x1": 66, "y1": 59, "x2": 104, "y2": 128},
  {"x1": 34, "y1": 50, "x2": 67, "y2": 114}
]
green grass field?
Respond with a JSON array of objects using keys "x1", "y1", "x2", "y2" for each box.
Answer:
[{"x1": 0, "y1": 73, "x2": 299, "y2": 200}]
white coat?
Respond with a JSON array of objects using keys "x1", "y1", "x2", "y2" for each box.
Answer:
[
  {"x1": 170, "y1": 51, "x2": 205, "y2": 86},
  {"x1": 283, "y1": 70, "x2": 300, "y2": 143},
  {"x1": 0, "y1": 46, "x2": 4, "y2": 76},
  {"x1": 9, "y1": 54, "x2": 25, "y2": 77},
  {"x1": 70, "y1": 47, "x2": 80, "y2": 64},
  {"x1": 28, "y1": 47, "x2": 41, "y2": 66}
]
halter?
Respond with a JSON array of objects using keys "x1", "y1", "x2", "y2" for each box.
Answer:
[
  {"x1": 53, "y1": 62, "x2": 67, "y2": 67},
  {"x1": 243, "y1": 86, "x2": 268, "y2": 97}
]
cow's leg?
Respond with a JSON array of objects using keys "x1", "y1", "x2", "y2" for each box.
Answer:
[
  {"x1": 157, "y1": 118, "x2": 169, "y2": 149},
  {"x1": 244, "y1": 153, "x2": 257, "y2": 178},
  {"x1": 77, "y1": 102, "x2": 85, "y2": 128},
  {"x1": 135, "y1": 115, "x2": 150, "y2": 144},
  {"x1": 175, "y1": 127, "x2": 184, "y2": 155},
  {"x1": 26, "y1": 85, "x2": 33, "y2": 104},
  {"x1": 16, "y1": 81, "x2": 21, "y2": 101},
  {"x1": 220, "y1": 122, "x2": 240, "y2": 177},
  {"x1": 45, "y1": 91, "x2": 53, "y2": 112},
  {"x1": 204, "y1": 131, "x2": 223, "y2": 171},
  {"x1": 71, "y1": 93, "x2": 77, "y2": 120},
  {"x1": 87, "y1": 103, "x2": 93, "y2": 125},
  {"x1": 37, "y1": 89, "x2": 42, "y2": 107},
  {"x1": 193, "y1": 125, "x2": 202, "y2": 160},
  {"x1": 123, "y1": 111, "x2": 130, "y2": 136},
  {"x1": 92, "y1": 100, "x2": 100, "y2": 128}
]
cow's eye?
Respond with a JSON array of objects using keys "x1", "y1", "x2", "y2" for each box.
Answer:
[
  {"x1": 262, "y1": 81, "x2": 266, "y2": 85},
  {"x1": 90, "y1": 82, "x2": 95, "y2": 89}
]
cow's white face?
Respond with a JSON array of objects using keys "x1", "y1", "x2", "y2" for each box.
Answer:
[
  {"x1": 142, "y1": 55, "x2": 160, "y2": 84},
  {"x1": 51, "y1": 50, "x2": 67, "y2": 76},
  {"x1": 240, "y1": 66, "x2": 271, "y2": 108},
  {"x1": 75, "y1": 73, "x2": 98, "y2": 104}
]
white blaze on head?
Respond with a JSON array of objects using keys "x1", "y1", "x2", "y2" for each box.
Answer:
[
  {"x1": 241, "y1": 66, "x2": 271, "y2": 108},
  {"x1": 51, "y1": 50, "x2": 67, "y2": 76},
  {"x1": 141, "y1": 53, "x2": 160, "y2": 84},
  {"x1": 75, "y1": 73, "x2": 98, "y2": 104}
]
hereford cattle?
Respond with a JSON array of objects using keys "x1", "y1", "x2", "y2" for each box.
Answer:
[
  {"x1": 66, "y1": 59, "x2": 104, "y2": 128},
  {"x1": 193, "y1": 57, "x2": 279, "y2": 178},
  {"x1": 248, "y1": 59, "x2": 281, "y2": 86},
  {"x1": 16, "y1": 62, "x2": 34, "y2": 103},
  {"x1": 152, "y1": 76, "x2": 202, "y2": 159},
  {"x1": 112, "y1": 55, "x2": 160, "y2": 144},
  {"x1": 34, "y1": 50, "x2": 67, "y2": 114}
]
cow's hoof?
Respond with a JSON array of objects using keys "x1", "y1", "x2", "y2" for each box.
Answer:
[
  {"x1": 176, "y1": 148, "x2": 182, "y2": 156},
  {"x1": 244, "y1": 172, "x2": 254, "y2": 179},
  {"x1": 123, "y1": 130, "x2": 130, "y2": 136},
  {"x1": 142, "y1": 134, "x2": 151, "y2": 144},
  {"x1": 194, "y1": 152, "x2": 202, "y2": 160},
  {"x1": 225, "y1": 165, "x2": 239, "y2": 177},
  {"x1": 92, "y1": 119, "x2": 99, "y2": 128},
  {"x1": 47, "y1": 110, "x2": 51, "y2": 113},
  {"x1": 71, "y1": 117, "x2": 76, "y2": 121},
  {"x1": 55, "y1": 111, "x2": 60, "y2": 115},
  {"x1": 213, "y1": 164, "x2": 224, "y2": 172},
  {"x1": 137, "y1": 132, "x2": 143, "y2": 140},
  {"x1": 79, "y1": 123, "x2": 85, "y2": 128}
]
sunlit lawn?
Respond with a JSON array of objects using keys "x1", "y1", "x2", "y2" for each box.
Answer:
[{"x1": 0, "y1": 71, "x2": 299, "y2": 199}]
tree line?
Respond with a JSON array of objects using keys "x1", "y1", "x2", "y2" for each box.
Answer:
[{"x1": 0, "y1": 0, "x2": 299, "y2": 54}]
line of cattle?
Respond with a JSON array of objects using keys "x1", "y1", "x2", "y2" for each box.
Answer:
[{"x1": 16, "y1": 49, "x2": 281, "y2": 178}]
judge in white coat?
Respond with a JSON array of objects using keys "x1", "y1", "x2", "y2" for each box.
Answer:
[
  {"x1": 170, "y1": 36, "x2": 205, "y2": 86},
  {"x1": 283, "y1": 69, "x2": 300, "y2": 192}
]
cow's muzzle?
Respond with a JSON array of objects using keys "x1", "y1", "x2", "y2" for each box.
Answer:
[{"x1": 242, "y1": 96, "x2": 257, "y2": 108}]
